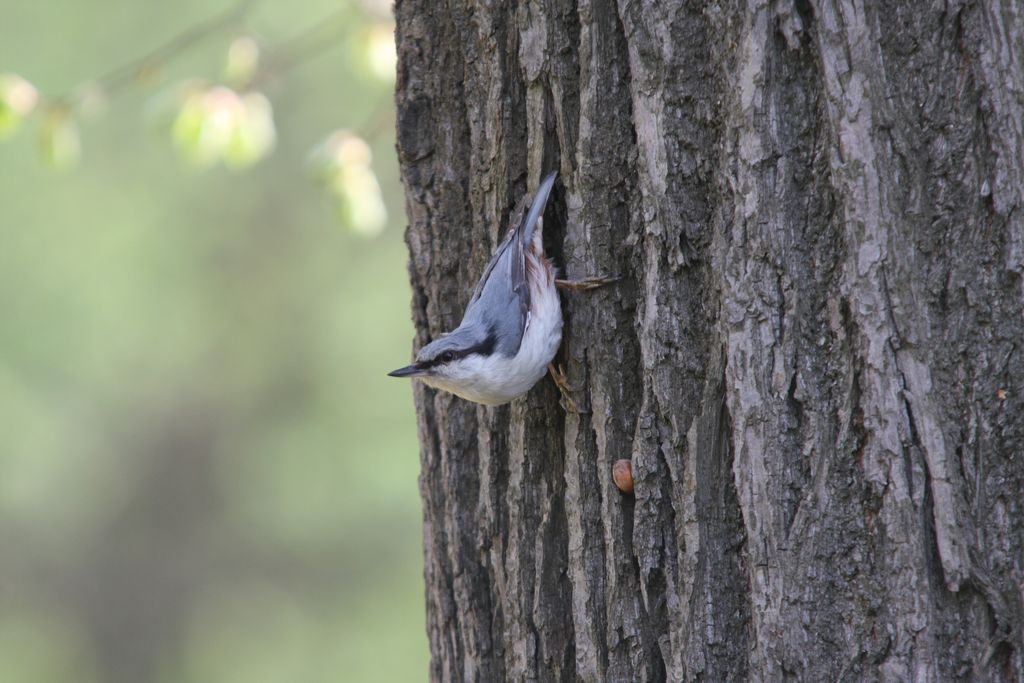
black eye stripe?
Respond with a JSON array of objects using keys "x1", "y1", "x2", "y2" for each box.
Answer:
[{"x1": 421, "y1": 331, "x2": 497, "y2": 369}]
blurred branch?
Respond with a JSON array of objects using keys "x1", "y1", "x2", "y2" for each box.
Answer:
[
  {"x1": 51, "y1": 0, "x2": 259, "y2": 107},
  {"x1": 16, "y1": 2, "x2": 397, "y2": 180},
  {"x1": 254, "y1": 8, "x2": 396, "y2": 144},
  {"x1": 251, "y1": 8, "x2": 352, "y2": 86},
  {"x1": 48, "y1": 2, "x2": 359, "y2": 107}
]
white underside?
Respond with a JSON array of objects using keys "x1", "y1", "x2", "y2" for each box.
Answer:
[{"x1": 423, "y1": 248, "x2": 562, "y2": 405}]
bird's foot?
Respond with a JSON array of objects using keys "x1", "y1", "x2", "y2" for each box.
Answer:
[
  {"x1": 555, "y1": 275, "x2": 620, "y2": 291},
  {"x1": 548, "y1": 363, "x2": 587, "y2": 414}
]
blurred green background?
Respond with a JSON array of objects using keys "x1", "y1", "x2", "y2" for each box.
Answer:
[{"x1": 0, "y1": 1, "x2": 427, "y2": 681}]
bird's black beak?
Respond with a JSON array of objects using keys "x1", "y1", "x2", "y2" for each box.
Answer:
[{"x1": 388, "y1": 363, "x2": 425, "y2": 378}]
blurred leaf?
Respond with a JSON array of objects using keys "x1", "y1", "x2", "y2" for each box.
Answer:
[
  {"x1": 364, "y1": 23, "x2": 397, "y2": 82},
  {"x1": 333, "y1": 165, "x2": 387, "y2": 235},
  {"x1": 171, "y1": 86, "x2": 214, "y2": 165},
  {"x1": 309, "y1": 130, "x2": 387, "y2": 235},
  {"x1": 224, "y1": 36, "x2": 260, "y2": 88},
  {"x1": 172, "y1": 85, "x2": 274, "y2": 168},
  {"x1": 194, "y1": 86, "x2": 241, "y2": 166},
  {"x1": 37, "y1": 109, "x2": 81, "y2": 169},
  {"x1": 224, "y1": 92, "x2": 276, "y2": 168},
  {"x1": 0, "y1": 73, "x2": 39, "y2": 139}
]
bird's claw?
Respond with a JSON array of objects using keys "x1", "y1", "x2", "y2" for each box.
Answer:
[{"x1": 548, "y1": 363, "x2": 586, "y2": 414}]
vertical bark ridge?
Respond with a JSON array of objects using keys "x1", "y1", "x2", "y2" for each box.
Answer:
[
  {"x1": 615, "y1": 3, "x2": 724, "y2": 681},
  {"x1": 564, "y1": 0, "x2": 651, "y2": 680},
  {"x1": 680, "y1": 347, "x2": 751, "y2": 681}
]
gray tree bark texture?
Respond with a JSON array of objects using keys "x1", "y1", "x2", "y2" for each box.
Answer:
[{"x1": 393, "y1": 1, "x2": 1024, "y2": 681}]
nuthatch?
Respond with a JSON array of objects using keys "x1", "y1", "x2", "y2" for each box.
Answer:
[{"x1": 389, "y1": 172, "x2": 613, "y2": 406}]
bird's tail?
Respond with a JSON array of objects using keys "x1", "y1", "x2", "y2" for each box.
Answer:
[{"x1": 519, "y1": 171, "x2": 557, "y2": 247}]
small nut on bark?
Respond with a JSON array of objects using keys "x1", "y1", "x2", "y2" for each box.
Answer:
[{"x1": 612, "y1": 459, "x2": 634, "y2": 494}]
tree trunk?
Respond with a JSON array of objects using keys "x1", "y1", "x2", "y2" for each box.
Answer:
[{"x1": 393, "y1": 1, "x2": 1024, "y2": 680}]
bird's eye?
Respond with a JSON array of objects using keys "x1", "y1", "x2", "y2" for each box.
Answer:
[{"x1": 438, "y1": 351, "x2": 456, "y2": 364}]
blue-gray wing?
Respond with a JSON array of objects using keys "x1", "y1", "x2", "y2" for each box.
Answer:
[{"x1": 462, "y1": 172, "x2": 557, "y2": 357}]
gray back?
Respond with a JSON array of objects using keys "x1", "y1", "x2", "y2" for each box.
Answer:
[{"x1": 460, "y1": 172, "x2": 557, "y2": 357}]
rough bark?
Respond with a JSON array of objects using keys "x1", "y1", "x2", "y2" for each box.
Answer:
[{"x1": 394, "y1": 1, "x2": 1024, "y2": 680}]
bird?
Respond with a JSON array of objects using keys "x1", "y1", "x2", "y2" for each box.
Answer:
[{"x1": 388, "y1": 172, "x2": 614, "y2": 407}]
